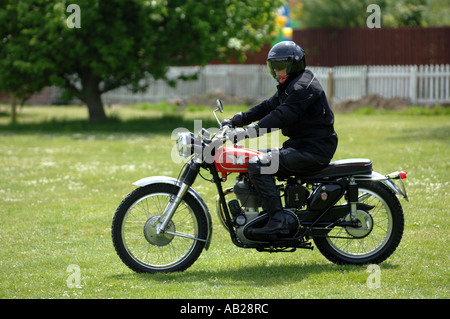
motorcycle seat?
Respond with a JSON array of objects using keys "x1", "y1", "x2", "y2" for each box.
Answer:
[{"x1": 296, "y1": 158, "x2": 373, "y2": 180}]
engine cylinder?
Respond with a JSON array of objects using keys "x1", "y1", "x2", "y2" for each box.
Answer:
[{"x1": 233, "y1": 178, "x2": 262, "y2": 208}]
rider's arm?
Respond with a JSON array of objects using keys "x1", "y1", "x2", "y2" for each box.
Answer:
[
  {"x1": 257, "y1": 85, "x2": 317, "y2": 131},
  {"x1": 231, "y1": 93, "x2": 279, "y2": 127}
]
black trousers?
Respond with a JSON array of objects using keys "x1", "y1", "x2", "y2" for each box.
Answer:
[{"x1": 247, "y1": 147, "x2": 330, "y2": 214}]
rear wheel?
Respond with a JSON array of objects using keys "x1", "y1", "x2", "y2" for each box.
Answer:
[
  {"x1": 112, "y1": 184, "x2": 208, "y2": 273},
  {"x1": 313, "y1": 180, "x2": 404, "y2": 265}
]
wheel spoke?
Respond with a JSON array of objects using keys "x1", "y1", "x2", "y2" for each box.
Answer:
[
  {"x1": 121, "y1": 192, "x2": 199, "y2": 270},
  {"x1": 325, "y1": 186, "x2": 393, "y2": 258}
]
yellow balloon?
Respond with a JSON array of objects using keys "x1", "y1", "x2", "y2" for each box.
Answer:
[
  {"x1": 282, "y1": 27, "x2": 293, "y2": 39},
  {"x1": 275, "y1": 15, "x2": 288, "y2": 28}
]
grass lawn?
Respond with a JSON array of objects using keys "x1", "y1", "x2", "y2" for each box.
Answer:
[{"x1": 0, "y1": 104, "x2": 448, "y2": 299}]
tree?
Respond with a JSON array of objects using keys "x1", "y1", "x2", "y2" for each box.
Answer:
[
  {"x1": 383, "y1": 0, "x2": 428, "y2": 27},
  {"x1": 297, "y1": 0, "x2": 387, "y2": 29},
  {"x1": 0, "y1": 0, "x2": 56, "y2": 122},
  {"x1": 293, "y1": 0, "x2": 446, "y2": 29},
  {"x1": 0, "y1": 0, "x2": 283, "y2": 122},
  {"x1": 424, "y1": 0, "x2": 450, "y2": 26}
]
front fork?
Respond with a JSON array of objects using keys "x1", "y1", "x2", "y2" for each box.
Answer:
[{"x1": 157, "y1": 161, "x2": 200, "y2": 234}]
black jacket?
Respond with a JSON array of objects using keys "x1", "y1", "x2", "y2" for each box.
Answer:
[{"x1": 240, "y1": 70, "x2": 338, "y2": 160}]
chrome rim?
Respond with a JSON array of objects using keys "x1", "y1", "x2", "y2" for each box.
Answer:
[
  {"x1": 325, "y1": 188, "x2": 393, "y2": 259},
  {"x1": 121, "y1": 193, "x2": 198, "y2": 270}
]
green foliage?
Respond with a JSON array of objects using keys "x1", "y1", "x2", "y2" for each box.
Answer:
[
  {"x1": 383, "y1": 0, "x2": 428, "y2": 27},
  {"x1": 0, "y1": 0, "x2": 283, "y2": 121},
  {"x1": 300, "y1": 0, "x2": 383, "y2": 29},
  {"x1": 423, "y1": 0, "x2": 450, "y2": 26},
  {"x1": 296, "y1": 0, "x2": 449, "y2": 29},
  {"x1": 0, "y1": 0, "x2": 53, "y2": 99}
]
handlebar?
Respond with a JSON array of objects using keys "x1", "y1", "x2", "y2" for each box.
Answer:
[{"x1": 208, "y1": 125, "x2": 231, "y2": 143}]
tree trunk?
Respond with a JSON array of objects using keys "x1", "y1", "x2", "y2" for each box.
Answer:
[
  {"x1": 85, "y1": 90, "x2": 107, "y2": 122},
  {"x1": 10, "y1": 94, "x2": 17, "y2": 123},
  {"x1": 80, "y1": 72, "x2": 107, "y2": 122}
]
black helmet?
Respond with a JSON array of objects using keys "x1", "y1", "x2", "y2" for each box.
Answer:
[{"x1": 267, "y1": 41, "x2": 306, "y2": 82}]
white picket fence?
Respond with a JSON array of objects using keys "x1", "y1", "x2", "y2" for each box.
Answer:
[
  {"x1": 102, "y1": 64, "x2": 450, "y2": 106},
  {"x1": 315, "y1": 64, "x2": 450, "y2": 104},
  {"x1": 103, "y1": 65, "x2": 275, "y2": 104}
]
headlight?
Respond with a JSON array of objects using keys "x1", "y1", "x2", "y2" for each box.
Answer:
[{"x1": 176, "y1": 132, "x2": 195, "y2": 157}]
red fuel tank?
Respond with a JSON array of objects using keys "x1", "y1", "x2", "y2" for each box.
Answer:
[{"x1": 214, "y1": 146, "x2": 261, "y2": 178}]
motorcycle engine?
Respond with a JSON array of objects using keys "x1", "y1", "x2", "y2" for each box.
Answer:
[
  {"x1": 233, "y1": 176, "x2": 262, "y2": 211},
  {"x1": 230, "y1": 175, "x2": 262, "y2": 225},
  {"x1": 229, "y1": 176, "x2": 301, "y2": 244}
]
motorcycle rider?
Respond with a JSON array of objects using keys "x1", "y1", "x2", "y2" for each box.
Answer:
[{"x1": 221, "y1": 41, "x2": 338, "y2": 237}]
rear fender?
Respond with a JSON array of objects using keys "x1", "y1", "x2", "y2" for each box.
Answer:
[
  {"x1": 355, "y1": 171, "x2": 408, "y2": 201},
  {"x1": 133, "y1": 176, "x2": 213, "y2": 250}
]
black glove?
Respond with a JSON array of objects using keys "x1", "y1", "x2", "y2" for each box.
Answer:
[
  {"x1": 220, "y1": 112, "x2": 246, "y2": 128},
  {"x1": 231, "y1": 112, "x2": 245, "y2": 127},
  {"x1": 220, "y1": 119, "x2": 234, "y2": 128}
]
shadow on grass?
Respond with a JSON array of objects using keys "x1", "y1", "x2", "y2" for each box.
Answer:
[
  {"x1": 109, "y1": 262, "x2": 399, "y2": 287},
  {"x1": 0, "y1": 114, "x2": 219, "y2": 135},
  {"x1": 389, "y1": 125, "x2": 450, "y2": 142}
]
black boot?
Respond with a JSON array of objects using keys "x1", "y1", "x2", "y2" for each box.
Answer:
[
  {"x1": 251, "y1": 210, "x2": 289, "y2": 236},
  {"x1": 247, "y1": 153, "x2": 289, "y2": 237}
]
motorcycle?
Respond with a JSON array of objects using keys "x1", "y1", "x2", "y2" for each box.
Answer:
[{"x1": 112, "y1": 99, "x2": 408, "y2": 273}]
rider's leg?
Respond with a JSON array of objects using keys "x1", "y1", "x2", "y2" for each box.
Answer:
[
  {"x1": 247, "y1": 151, "x2": 288, "y2": 235},
  {"x1": 247, "y1": 148, "x2": 330, "y2": 236}
]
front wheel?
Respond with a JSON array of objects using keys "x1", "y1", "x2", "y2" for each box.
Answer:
[
  {"x1": 112, "y1": 183, "x2": 208, "y2": 273},
  {"x1": 313, "y1": 180, "x2": 404, "y2": 265}
]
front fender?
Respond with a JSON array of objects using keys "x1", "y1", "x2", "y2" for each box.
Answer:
[{"x1": 133, "y1": 176, "x2": 213, "y2": 250}]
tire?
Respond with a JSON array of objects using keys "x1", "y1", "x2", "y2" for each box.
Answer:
[
  {"x1": 313, "y1": 180, "x2": 404, "y2": 265},
  {"x1": 112, "y1": 183, "x2": 208, "y2": 273}
]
